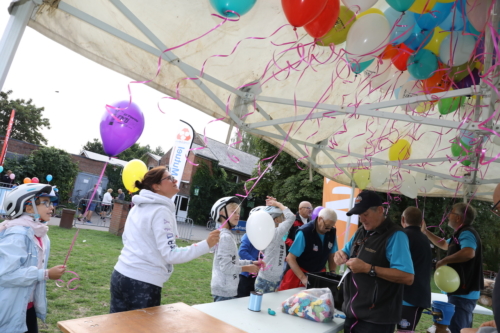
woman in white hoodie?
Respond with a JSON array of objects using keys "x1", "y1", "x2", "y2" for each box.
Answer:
[{"x1": 110, "y1": 166, "x2": 220, "y2": 313}]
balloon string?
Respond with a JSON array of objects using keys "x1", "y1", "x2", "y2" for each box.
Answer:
[
  {"x1": 63, "y1": 229, "x2": 79, "y2": 266},
  {"x1": 80, "y1": 160, "x2": 108, "y2": 219}
]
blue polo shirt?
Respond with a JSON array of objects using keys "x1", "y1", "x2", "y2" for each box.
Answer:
[
  {"x1": 238, "y1": 234, "x2": 260, "y2": 277},
  {"x1": 290, "y1": 230, "x2": 338, "y2": 257}
]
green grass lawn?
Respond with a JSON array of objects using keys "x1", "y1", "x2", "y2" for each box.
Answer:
[{"x1": 38, "y1": 227, "x2": 494, "y2": 333}]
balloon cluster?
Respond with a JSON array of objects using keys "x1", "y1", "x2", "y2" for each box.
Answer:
[
  {"x1": 289, "y1": 0, "x2": 487, "y2": 117},
  {"x1": 281, "y1": 290, "x2": 334, "y2": 323}
]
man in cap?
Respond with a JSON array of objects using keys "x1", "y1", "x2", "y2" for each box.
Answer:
[
  {"x1": 422, "y1": 201, "x2": 483, "y2": 333},
  {"x1": 334, "y1": 190, "x2": 414, "y2": 333}
]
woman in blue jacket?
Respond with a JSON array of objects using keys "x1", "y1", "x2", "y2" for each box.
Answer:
[{"x1": 0, "y1": 183, "x2": 66, "y2": 333}]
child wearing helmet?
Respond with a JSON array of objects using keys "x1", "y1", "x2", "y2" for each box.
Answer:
[
  {"x1": 0, "y1": 183, "x2": 66, "y2": 333},
  {"x1": 210, "y1": 196, "x2": 263, "y2": 302},
  {"x1": 251, "y1": 197, "x2": 295, "y2": 294}
]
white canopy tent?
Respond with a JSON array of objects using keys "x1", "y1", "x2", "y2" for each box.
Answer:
[{"x1": 1, "y1": 0, "x2": 499, "y2": 201}]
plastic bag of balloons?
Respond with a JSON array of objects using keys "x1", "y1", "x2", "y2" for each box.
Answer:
[{"x1": 281, "y1": 288, "x2": 334, "y2": 323}]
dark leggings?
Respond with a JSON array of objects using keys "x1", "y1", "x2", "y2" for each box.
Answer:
[
  {"x1": 109, "y1": 270, "x2": 162, "y2": 313},
  {"x1": 25, "y1": 306, "x2": 38, "y2": 333}
]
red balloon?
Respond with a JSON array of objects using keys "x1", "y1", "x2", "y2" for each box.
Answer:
[
  {"x1": 304, "y1": 0, "x2": 340, "y2": 38},
  {"x1": 391, "y1": 44, "x2": 414, "y2": 72},
  {"x1": 282, "y1": 0, "x2": 328, "y2": 28},
  {"x1": 32, "y1": 177, "x2": 39, "y2": 183},
  {"x1": 423, "y1": 64, "x2": 451, "y2": 98}
]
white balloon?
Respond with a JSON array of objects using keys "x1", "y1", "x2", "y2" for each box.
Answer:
[
  {"x1": 400, "y1": 173, "x2": 417, "y2": 199},
  {"x1": 380, "y1": 67, "x2": 410, "y2": 93},
  {"x1": 370, "y1": 165, "x2": 389, "y2": 188},
  {"x1": 341, "y1": 0, "x2": 377, "y2": 14},
  {"x1": 415, "y1": 173, "x2": 435, "y2": 193},
  {"x1": 363, "y1": 59, "x2": 391, "y2": 91},
  {"x1": 439, "y1": 34, "x2": 476, "y2": 67},
  {"x1": 346, "y1": 14, "x2": 390, "y2": 64},
  {"x1": 398, "y1": 81, "x2": 424, "y2": 112},
  {"x1": 246, "y1": 210, "x2": 275, "y2": 250}
]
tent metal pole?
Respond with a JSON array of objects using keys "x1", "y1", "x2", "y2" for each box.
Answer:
[{"x1": 0, "y1": 0, "x2": 38, "y2": 91}]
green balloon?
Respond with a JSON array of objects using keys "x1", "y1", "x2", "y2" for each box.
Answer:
[
  {"x1": 316, "y1": 6, "x2": 356, "y2": 47},
  {"x1": 451, "y1": 140, "x2": 472, "y2": 166},
  {"x1": 438, "y1": 96, "x2": 466, "y2": 115},
  {"x1": 434, "y1": 266, "x2": 460, "y2": 293}
]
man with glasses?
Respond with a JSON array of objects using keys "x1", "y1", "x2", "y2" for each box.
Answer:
[
  {"x1": 285, "y1": 201, "x2": 313, "y2": 254},
  {"x1": 334, "y1": 190, "x2": 414, "y2": 333},
  {"x1": 279, "y1": 208, "x2": 338, "y2": 291},
  {"x1": 422, "y1": 202, "x2": 484, "y2": 333}
]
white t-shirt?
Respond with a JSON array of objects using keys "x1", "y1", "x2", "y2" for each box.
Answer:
[{"x1": 102, "y1": 192, "x2": 113, "y2": 204}]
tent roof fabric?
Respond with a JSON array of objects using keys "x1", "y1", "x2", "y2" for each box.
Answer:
[{"x1": 27, "y1": 0, "x2": 499, "y2": 201}]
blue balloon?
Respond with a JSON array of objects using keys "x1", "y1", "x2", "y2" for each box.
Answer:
[
  {"x1": 46, "y1": 174, "x2": 53, "y2": 182},
  {"x1": 386, "y1": 0, "x2": 417, "y2": 12},
  {"x1": 0, "y1": 166, "x2": 3, "y2": 173},
  {"x1": 439, "y1": 8, "x2": 465, "y2": 31},
  {"x1": 407, "y1": 49, "x2": 438, "y2": 80},
  {"x1": 209, "y1": 0, "x2": 257, "y2": 18},
  {"x1": 404, "y1": 24, "x2": 432, "y2": 51},
  {"x1": 350, "y1": 58, "x2": 374, "y2": 75},
  {"x1": 414, "y1": 2, "x2": 454, "y2": 31},
  {"x1": 385, "y1": 7, "x2": 415, "y2": 45}
]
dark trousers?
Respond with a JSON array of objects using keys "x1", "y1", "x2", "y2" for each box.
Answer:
[
  {"x1": 110, "y1": 270, "x2": 162, "y2": 313},
  {"x1": 344, "y1": 317, "x2": 395, "y2": 333},
  {"x1": 25, "y1": 306, "x2": 38, "y2": 333},
  {"x1": 236, "y1": 274, "x2": 256, "y2": 298},
  {"x1": 397, "y1": 305, "x2": 424, "y2": 332},
  {"x1": 447, "y1": 296, "x2": 477, "y2": 333}
]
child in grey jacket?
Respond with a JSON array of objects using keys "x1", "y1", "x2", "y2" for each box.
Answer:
[{"x1": 210, "y1": 197, "x2": 262, "y2": 301}]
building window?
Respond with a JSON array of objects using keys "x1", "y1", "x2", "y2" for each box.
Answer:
[{"x1": 179, "y1": 197, "x2": 189, "y2": 211}]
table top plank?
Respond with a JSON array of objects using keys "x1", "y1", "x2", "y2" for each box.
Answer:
[
  {"x1": 57, "y1": 302, "x2": 246, "y2": 333},
  {"x1": 193, "y1": 288, "x2": 344, "y2": 333}
]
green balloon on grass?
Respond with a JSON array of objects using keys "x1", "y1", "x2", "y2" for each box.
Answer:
[
  {"x1": 451, "y1": 141, "x2": 472, "y2": 166},
  {"x1": 438, "y1": 96, "x2": 466, "y2": 115},
  {"x1": 434, "y1": 266, "x2": 460, "y2": 293}
]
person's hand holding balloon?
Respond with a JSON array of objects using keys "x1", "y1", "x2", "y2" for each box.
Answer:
[
  {"x1": 206, "y1": 230, "x2": 220, "y2": 248},
  {"x1": 48, "y1": 265, "x2": 66, "y2": 280},
  {"x1": 346, "y1": 258, "x2": 370, "y2": 274}
]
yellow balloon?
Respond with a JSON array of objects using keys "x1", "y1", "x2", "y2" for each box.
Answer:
[
  {"x1": 316, "y1": 6, "x2": 356, "y2": 47},
  {"x1": 389, "y1": 139, "x2": 412, "y2": 161},
  {"x1": 416, "y1": 101, "x2": 433, "y2": 113},
  {"x1": 424, "y1": 27, "x2": 450, "y2": 56},
  {"x1": 434, "y1": 266, "x2": 460, "y2": 293},
  {"x1": 122, "y1": 159, "x2": 148, "y2": 193},
  {"x1": 409, "y1": 0, "x2": 438, "y2": 14},
  {"x1": 353, "y1": 169, "x2": 370, "y2": 190},
  {"x1": 357, "y1": 8, "x2": 383, "y2": 19}
]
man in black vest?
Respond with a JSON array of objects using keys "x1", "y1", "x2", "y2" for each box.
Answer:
[
  {"x1": 422, "y1": 202, "x2": 483, "y2": 333},
  {"x1": 279, "y1": 208, "x2": 337, "y2": 290},
  {"x1": 334, "y1": 190, "x2": 414, "y2": 333},
  {"x1": 398, "y1": 206, "x2": 432, "y2": 332}
]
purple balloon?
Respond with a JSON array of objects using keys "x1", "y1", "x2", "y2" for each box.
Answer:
[
  {"x1": 456, "y1": 68, "x2": 480, "y2": 90},
  {"x1": 311, "y1": 206, "x2": 324, "y2": 221},
  {"x1": 100, "y1": 101, "x2": 145, "y2": 156}
]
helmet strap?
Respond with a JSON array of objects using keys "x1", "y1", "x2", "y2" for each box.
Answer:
[{"x1": 28, "y1": 198, "x2": 42, "y2": 223}]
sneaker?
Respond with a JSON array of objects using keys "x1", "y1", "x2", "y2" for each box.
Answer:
[
  {"x1": 86, "y1": 220, "x2": 92, "y2": 224},
  {"x1": 77, "y1": 217, "x2": 81, "y2": 221}
]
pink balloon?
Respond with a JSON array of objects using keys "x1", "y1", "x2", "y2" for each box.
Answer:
[
  {"x1": 32, "y1": 177, "x2": 39, "y2": 183},
  {"x1": 9, "y1": 173, "x2": 15, "y2": 180},
  {"x1": 466, "y1": 0, "x2": 491, "y2": 32}
]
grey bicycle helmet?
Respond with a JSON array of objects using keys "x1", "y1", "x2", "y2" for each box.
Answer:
[
  {"x1": 4, "y1": 183, "x2": 53, "y2": 219},
  {"x1": 250, "y1": 206, "x2": 283, "y2": 219},
  {"x1": 210, "y1": 196, "x2": 241, "y2": 222}
]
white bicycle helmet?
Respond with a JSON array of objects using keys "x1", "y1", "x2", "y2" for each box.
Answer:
[
  {"x1": 210, "y1": 196, "x2": 241, "y2": 222},
  {"x1": 4, "y1": 183, "x2": 54, "y2": 219},
  {"x1": 250, "y1": 206, "x2": 283, "y2": 219}
]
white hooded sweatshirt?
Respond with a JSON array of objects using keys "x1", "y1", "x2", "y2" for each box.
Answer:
[{"x1": 114, "y1": 190, "x2": 209, "y2": 287}]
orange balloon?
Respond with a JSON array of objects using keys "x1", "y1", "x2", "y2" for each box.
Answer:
[
  {"x1": 381, "y1": 44, "x2": 399, "y2": 60},
  {"x1": 24, "y1": 177, "x2": 32, "y2": 184},
  {"x1": 423, "y1": 65, "x2": 452, "y2": 99}
]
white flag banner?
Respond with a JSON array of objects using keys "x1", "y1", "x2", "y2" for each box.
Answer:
[{"x1": 169, "y1": 120, "x2": 195, "y2": 200}]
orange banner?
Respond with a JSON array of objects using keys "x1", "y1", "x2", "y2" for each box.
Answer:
[{"x1": 323, "y1": 178, "x2": 359, "y2": 251}]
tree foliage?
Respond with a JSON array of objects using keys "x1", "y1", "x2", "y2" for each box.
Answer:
[
  {"x1": 0, "y1": 90, "x2": 51, "y2": 145},
  {"x1": 188, "y1": 161, "x2": 244, "y2": 225},
  {"x1": 239, "y1": 133, "x2": 323, "y2": 211},
  {"x1": 3, "y1": 147, "x2": 79, "y2": 201}
]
